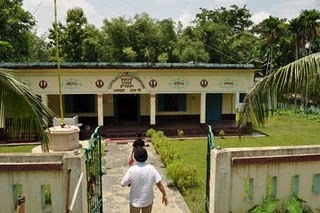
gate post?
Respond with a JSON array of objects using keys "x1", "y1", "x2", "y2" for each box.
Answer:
[{"x1": 205, "y1": 125, "x2": 215, "y2": 213}]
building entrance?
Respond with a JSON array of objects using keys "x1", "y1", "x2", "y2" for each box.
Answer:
[{"x1": 114, "y1": 94, "x2": 139, "y2": 121}]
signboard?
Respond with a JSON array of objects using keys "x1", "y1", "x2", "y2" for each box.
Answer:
[{"x1": 108, "y1": 72, "x2": 145, "y2": 93}]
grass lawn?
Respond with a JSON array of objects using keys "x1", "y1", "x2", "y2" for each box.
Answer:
[
  {"x1": 170, "y1": 111, "x2": 320, "y2": 213},
  {"x1": 0, "y1": 145, "x2": 37, "y2": 153}
]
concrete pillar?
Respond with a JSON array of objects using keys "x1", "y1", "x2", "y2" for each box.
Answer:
[
  {"x1": 97, "y1": 94, "x2": 104, "y2": 126},
  {"x1": 200, "y1": 92, "x2": 206, "y2": 125},
  {"x1": 150, "y1": 93, "x2": 156, "y2": 125},
  {"x1": 210, "y1": 149, "x2": 232, "y2": 212},
  {"x1": 233, "y1": 93, "x2": 237, "y2": 114},
  {"x1": 41, "y1": 94, "x2": 48, "y2": 107},
  {"x1": 235, "y1": 92, "x2": 240, "y2": 111}
]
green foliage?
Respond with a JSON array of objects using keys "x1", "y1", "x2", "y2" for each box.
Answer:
[
  {"x1": 0, "y1": 145, "x2": 36, "y2": 153},
  {"x1": 172, "y1": 36, "x2": 209, "y2": 63},
  {"x1": 249, "y1": 195, "x2": 313, "y2": 213},
  {"x1": 146, "y1": 128, "x2": 156, "y2": 138},
  {"x1": 238, "y1": 53, "x2": 320, "y2": 130},
  {"x1": 248, "y1": 195, "x2": 280, "y2": 213},
  {"x1": 148, "y1": 129, "x2": 199, "y2": 195},
  {"x1": 0, "y1": 0, "x2": 35, "y2": 62},
  {"x1": 150, "y1": 133, "x2": 178, "y2": 165},
  {"x1": 157, "y1": 52, "x2": 169, "y2": 63},
  {"x1": 122, "y1": 47, "x2": 137, "y2": 61},
  {"x1": 283, "y1": 195, "x2": 312, "y2": 213},
  {"x1": 0, "y1": 69, "x2": 55, "y2": 151},
  {"x1": 166, "y1": 161, "x2": 198, "y2": 193},
  {"x1": 284, "y1": 196, "x2": 303, "y2": 213}
]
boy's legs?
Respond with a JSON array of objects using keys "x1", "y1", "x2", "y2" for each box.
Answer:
[{"x1": 130, "y1": 203, "x2": 153, "y2": 213}]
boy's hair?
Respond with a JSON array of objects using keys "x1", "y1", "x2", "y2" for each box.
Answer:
[
  {"x1": 134, "y1": 147, "x2": 148, "y2": 162},
  {"x1": 136, "y1": 131, "x2": 142, "y2": 138}
]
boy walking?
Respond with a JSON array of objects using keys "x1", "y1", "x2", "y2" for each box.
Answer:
[{"x1": 121, "y1": 147, "x2": 168, "y2": 213}]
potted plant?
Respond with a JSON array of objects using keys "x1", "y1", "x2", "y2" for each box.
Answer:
[{"x1": 177, "y1": 129, "x2": 184, "y2": 140}]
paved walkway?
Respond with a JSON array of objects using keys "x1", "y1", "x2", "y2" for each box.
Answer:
[{"x1": 102, "y1": 141, "x2": 191, "y2": 213}]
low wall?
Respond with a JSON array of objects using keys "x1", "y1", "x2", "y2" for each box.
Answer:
[
  {"x1": 0, "y1": 152, "x2": 87, "y2": 212},
  {"x1": 210, "y1": 145, "x2": 320, "y2": 212}
]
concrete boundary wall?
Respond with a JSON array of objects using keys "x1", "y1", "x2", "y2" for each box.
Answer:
[
  {"x1": 0, "y1": 153, "x2": 87, "y2": 212},
  {"x1": 210, "y1": 145, "x2": 320, "y2": 212}
]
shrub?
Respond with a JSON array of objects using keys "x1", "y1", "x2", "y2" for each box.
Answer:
[
  {"x1": 166, "y1": 161, "x2": 198, "y2": 193},
  {"x1": 248, "y1": 195, "x2": 313, "y2": 213},
  {"x1": 152, "y1": 135, "x2": 178, "y2": 165},
  {"x1": 146, "y1": 128, "x2": 156, "y2": 138},
  {"x1": 148, "y1": 129, "x2": 199, "y2": 193}
]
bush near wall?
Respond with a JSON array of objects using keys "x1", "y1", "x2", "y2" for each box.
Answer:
[{"x1": 146, "y1": 128, "x2": 198, "y2": 193}]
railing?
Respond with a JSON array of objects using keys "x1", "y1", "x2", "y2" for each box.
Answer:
[
  {"x1": 83, "y1": 126, "x2": 104, "y2": 213},
  {"x1": 205, "y1": 125, "x2": 215, "y2": 213}
]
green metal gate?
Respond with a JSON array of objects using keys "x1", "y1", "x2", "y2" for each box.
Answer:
[
  {"x1": 205, "y1": 125, "x2": 215, "y2": 213},
  {"x1": 83, "y1": 126, "x2": 104, "y2": 213}
]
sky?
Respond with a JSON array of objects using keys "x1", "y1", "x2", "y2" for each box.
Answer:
[{"x1": 22, "y1": 0, "x2": 317, "y2": 37}]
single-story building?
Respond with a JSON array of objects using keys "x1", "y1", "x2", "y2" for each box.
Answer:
[{"x1": 0, "y1": 62, "x2": 255, "y2": 139}]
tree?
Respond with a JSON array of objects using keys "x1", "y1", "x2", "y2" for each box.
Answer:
[
  {"x1": 238, "y1": 53, "x2": 320, "y2": 129},
  {"x1": 193, "y1": 5, "x2": 254, "y2": 63},
  {"x1": 289, "y1": 10, "x2": 320, "y2": 61},
  {"x1": 100, "y1": 16, "x2": 131, "y2": 62},
  {"x1": 0, "y1": 0, "x2": 35, "y2": 62},
  {"x1": 128, "y1": 13, "x2": 159, "y2": 63},
  {"x1": 156, "y1": 18, "x2": 177, "y2": 62},
  {"x1": 27, "y1": 32, "x2": 51, "y2": 62},
  {"x1": 225, "y1": 32, "x2": 262, "y2": 64},
  {"x1": 82, "y1": 24, "x2": 101, "y2": 62},
  {"x1": 0, "y1": 69, "x2": 54, "y2": 151},
  {"x1": 195, "y1": 5, "x2": 253, "y2": 34},
  {"x1": 172, "y1": 35, "x2": 209, "y2": 63},
  {"x1": 253, "y1": 16, "x2": 289, "y2": 75},
  {"x1": 48, "y1": 7, "x2": 101, "y2": 62},
  {"x1": 61, "y1": 7, "x2": 88, "y2": 61}
]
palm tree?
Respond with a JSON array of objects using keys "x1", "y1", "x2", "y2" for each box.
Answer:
[
  {"x1": 238, "y1": 53, "x2": 320, "y2": 129},
  {"x1": 289, "y1": 10, "x2": 320, "y2": 59},
  {"x1": 253, "y1": 16, "x2": 287, "y2": 75},
  {"x1": 0, "y1": 69, "x2": 54, "y2": 151}
]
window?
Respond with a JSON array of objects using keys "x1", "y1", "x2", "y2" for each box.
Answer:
[
  {"x1": 313, "y1": 174, "x2": 320, "y2": 194},
  {"x1": 239, "y1": 93, "x2": 246, "y2": 103},
  {"x1": 157, "y1": 94, "x2": 186, "y2": 112},
  {"x1": 65, "y1": 95, "x2": 95, "y2": 113}
]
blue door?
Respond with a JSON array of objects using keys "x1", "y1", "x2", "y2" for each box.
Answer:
[{"x1": 206, "y1": 94, "x2": 222, "y2": 121}]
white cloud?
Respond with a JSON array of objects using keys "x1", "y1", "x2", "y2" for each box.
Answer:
[
  {"x1": 177, "y1": 11, "x2": 195, "y2": 27},
  {"x1": 255, "y1": 0, "x2": 315, "y2": 22},
  {"x1": 212, "y1": 0, "x2": 247, "y2": 8},
  {"x1": 23, "y1": 0, "x2": 103, "y2": 36},
  {"x1": 251, "y1": 12, "x2": 270, "y2": 24},
  {"x1": 22, "y1": 0, "x2": 317, "y2": 36}
]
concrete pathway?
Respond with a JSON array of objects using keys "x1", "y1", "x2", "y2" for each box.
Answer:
[{"x1": 102, "y1": 141, "x2": 191, "y2": 213}]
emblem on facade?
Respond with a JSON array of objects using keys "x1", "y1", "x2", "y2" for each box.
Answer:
[
  {"x1": 200, "y1": 79, "x2": 208, "y2": 88},
  {"x1": 39, "y1": 80, "x2": 48, "y2": 89},
  {"x1": 95, "y1": 79, "x2": 104, "y2": 88},
  {"x1": 149, "y1": 79, "x2": 157, "y2": 88}
]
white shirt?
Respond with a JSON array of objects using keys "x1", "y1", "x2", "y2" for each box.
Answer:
[{"x1": 121, "y1": 162, "x2": 162, "y2": 207}]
